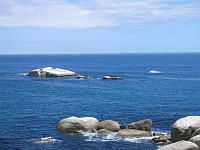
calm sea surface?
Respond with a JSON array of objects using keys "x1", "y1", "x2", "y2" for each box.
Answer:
[{"x1": 0, "y1": 54, "x2": 200, "y2": 150}]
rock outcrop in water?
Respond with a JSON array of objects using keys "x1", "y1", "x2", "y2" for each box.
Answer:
[
  {"x1": 28, "y1": 67, "x2": 76, "y2": 77},
  {"x1": 57, "y1": 116, "x2": 99, "y2": 133},
  {"x1": 117, "y1": 129, "x2": 152, "y2": 137},
  {"x1": 128, "y1": 119, "x2": 152, "y2": 131},
  {"x1": 97, "y1": 120, "x2": 121, "y2": 132},
  {"x1": 102, "y1": 75, "x2": 122, "y2": 80},
  {"x1": 157, "y1": 116, "x2": 200, "y2": 150},
  {"x1": 171, "y1": 116, "x2": 200, "y2": 142}
]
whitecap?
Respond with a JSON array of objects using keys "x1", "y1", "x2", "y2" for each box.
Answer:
[
  {"x1": 124, "y1": 136, "x2": 153, "y2": 143},
  {"x1": 33, "y1": 136, "x2": 63, "y2": 144},
  {"x1": 148, "y1": 70, "x2": 163, "y2": 74}
]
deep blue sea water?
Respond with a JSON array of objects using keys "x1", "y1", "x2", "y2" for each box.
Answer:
[{"x1": 0, "y1": 54, "x2": 200, "y2": 150}]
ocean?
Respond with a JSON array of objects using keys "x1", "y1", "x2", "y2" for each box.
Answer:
[{"x1": 0, "y1": 53, "x2": 200, "y2": 150}]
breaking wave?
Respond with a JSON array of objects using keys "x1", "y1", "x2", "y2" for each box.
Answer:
[
  {"x1": 33, "y1": 137, "x2": 63, "y2": 144},
  {"x1": 148, "y1": 70, "x2": 163, "y2": 74},
  {"x1": 81, "y1": 131, "x2": 159, "y2": 143}
]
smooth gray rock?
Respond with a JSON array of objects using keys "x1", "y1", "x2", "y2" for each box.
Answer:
[
  {"x1": 128, "y1": 119, "x2": 152, "y2": 131},
  {"x1": 57, "y1": 116, "x2": 99, "y2": 133},
  {"x1": 158, "y1": 140, "x2": 199, "y2": 150},
  {"x1": 171, "y1": 116, "x2": 200, "y2": 142},
  {"x1": 97, "y1": 120, "x2": 121, "y2": 132},
  {"x1": 192, "y1": 128, "x2": 200, "y2": 138},
  {"x1": 28, "y1": 67, "x2": 76, "y2": 77},
  {"x1": 189, "y1": 135, "x2": 200, "y2": 148},
  {"x1": 117, "y1": 129, "x2": 152, "y2": 137}
]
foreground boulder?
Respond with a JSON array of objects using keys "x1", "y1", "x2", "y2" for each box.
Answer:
[
  {"x1": 97, "y1": 120, "x2": 121, "y2": 132},
  {"x1": 171, "y1": 116, "x2": 200, "y2": 142},
  {"x1": 57, "y1": 116, "x2": 99, "y2": 133},
  {"x1": 158, "y1": 140, "x2": 199, "y2": 150},
  {"x1": 117, "y1": 129, "x2": 152, "y2": 137},
  {"x1": 28, "y1": 67, "x2": 76, "y2": 77},
  {"x1": 189, "y1": 135, "x2": 200, "y2": 148},
  {"x1": 128, "y1": 119, "x2": 152, "y2": 131}
]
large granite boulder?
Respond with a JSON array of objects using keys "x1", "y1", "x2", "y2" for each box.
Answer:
[
  {"x1": 117, "y1": 129, "x2": 152, "y2": 137},
  {"x1": 28, "y1": 67, "x2": 76, "y2": 77},
  {"x1": 128, "y1": 119, "x2": 152, "y2": 131},
  {"x1": 158, "y1": 140, "x2": 199, "y2": 150},
  {"x1": 189, "y1": 135, "x2": 200, "y2": 148},
  {"x1": 57, "y1": 116, "x2": 99, "y2": 133},
  {"x1": 97, "y1": 120, "x2": 121, "y2": 132},
  {"x1": 171, "y1": 116, "x2": 200, "y2": 142}
]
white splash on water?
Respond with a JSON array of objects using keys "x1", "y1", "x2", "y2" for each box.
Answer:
[
  {"x1": 148, "y1": 70, "x2": 163, "y2": 74},
  {"x1": 33, "y1": 136, "x2": 63, "y2": 144}
]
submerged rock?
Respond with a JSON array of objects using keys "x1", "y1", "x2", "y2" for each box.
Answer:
[
  {"x1": 117, "y1": 129, "x2": 152, "y2": 137},
  {"x1": 28, "y1": 67, "x2": 76, "y2": 77},
  {"x1": 158, "y1": 140, "x2": 199, "y2": 150},
  {"x1": 57, "y1": 116, "x2": 99, "y2": 133},
  {"x1": 102, "y1": 75, "x2": 122, "y2": 80},
  {"x1": 171, "y1": 116, "x2": 200, "y2": 142},
  {"x1": 76, "y1": 75, "x2": 91, "y2": 79},
  {"x1": 97, "y1": 120, "x2": 121, "y2": 132},
  {"x1": 152, "y1": 135, "x2": 169, "y2": 143},
  {"x1": 128, "y1": 119, "x2": 152, "y2": 131}
]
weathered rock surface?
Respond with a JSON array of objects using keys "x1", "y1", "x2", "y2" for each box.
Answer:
[
  {"x1": 117, "y1": 129, "x2": 152, "y2": 137},
  {"x1": 28, "y1": 67, "x2": 76, "y2": 77},
  {"x1": 158, "y1": 140, "x2": 199, "y2": 150},
  {"x1": 171, "y1": 116, "x2": 200, "y2": 142},
  {"x1": 189, "y1": 135, "x2": 200, "y2": 148},
  {"x1": 192, "y1": 128, "x2": 200, "y2": 138},
  {"x1": 57, "y1": 116, "x2": 99, "y2": 133},
  {"x1": 128, "y1": 119, "x2": 152, "y2": 131},
  {"x1": 97, "y1": 120, "x2": 121, "y2": 132}
]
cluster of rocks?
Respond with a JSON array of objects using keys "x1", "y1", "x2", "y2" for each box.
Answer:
[
  {"x1": 57, "y1": 116, "x2": 153, "y2": 138},
  {"x1": 27, "y1": 67, "x2": 123, "y2": 79},
  {"x1": 57, "y1": 116, "x2": 200, "y2": 149},
  {"x1": 158, "y1": 116, "x2": 200, "y2": 150}
]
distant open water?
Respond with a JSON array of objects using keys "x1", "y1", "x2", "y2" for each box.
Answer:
[{"x1": 0, "y1": 54, "x2": 200, "y2": 150}]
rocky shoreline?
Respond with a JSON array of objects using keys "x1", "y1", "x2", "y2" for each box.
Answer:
[{"x1": 57, "y1": 116, "x2": 200, "y2": 150}]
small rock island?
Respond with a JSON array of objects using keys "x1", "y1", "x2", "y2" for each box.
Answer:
[{"x1": 28, "y1": 67, "x2": 76, "y2": 77}]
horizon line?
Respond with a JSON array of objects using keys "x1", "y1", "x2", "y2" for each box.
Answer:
[{"x1": 0, "y1": 52, "x2": 200, "y2": 56}]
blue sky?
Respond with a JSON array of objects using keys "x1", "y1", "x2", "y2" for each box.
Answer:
[{"x1": 0, "y1": 0, "x2": 200, "y2": 54}]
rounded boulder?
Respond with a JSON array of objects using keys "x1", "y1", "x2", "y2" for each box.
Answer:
[
  {"x1": 97, "y1": 120, "x2": 121, "y2": 132},
  {"x1": 57, "y1": 116, "x2": 99, "y2": 133},
  {"x1": 171, "y1": 116, "x2": 200, "y2": 142}
]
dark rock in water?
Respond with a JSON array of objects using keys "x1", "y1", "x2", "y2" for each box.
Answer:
[
  {"x1": 152, "y1": 135, "x2": 168, "y2": 143},
  {"x1": 128, "y1": 119, "x2": 152, "y2": 131},
  {"x1": 97, "y1": 120, "x2": 121, "y2": 132},
  {"x1": 102, "y1": 75, "x2": 122, "y2": 80},
  {"x1": 76, "y1": 75, "x2": 91, "y2": 79},
  {"x1": 28, "y1": 67, "x2": 76, "y2": 77},
  {"x1": 157, "y1": 140, "x2": 199, "y2": 150},
  {"x1": 120, "y1": 125, "x2": 126, "y2": 129},
  {"x1": 171, "y1": 116, "x2": 200, "y2": 142},
  {"x1": 117, "y1": 129, "x2": 152, "y2": 137},
  {"x1": 57, "y1": 116, "x2": 99, "y2": 133},
  {"x1": 153, "y1": 132, "x2": 163, "y2": 137}
]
